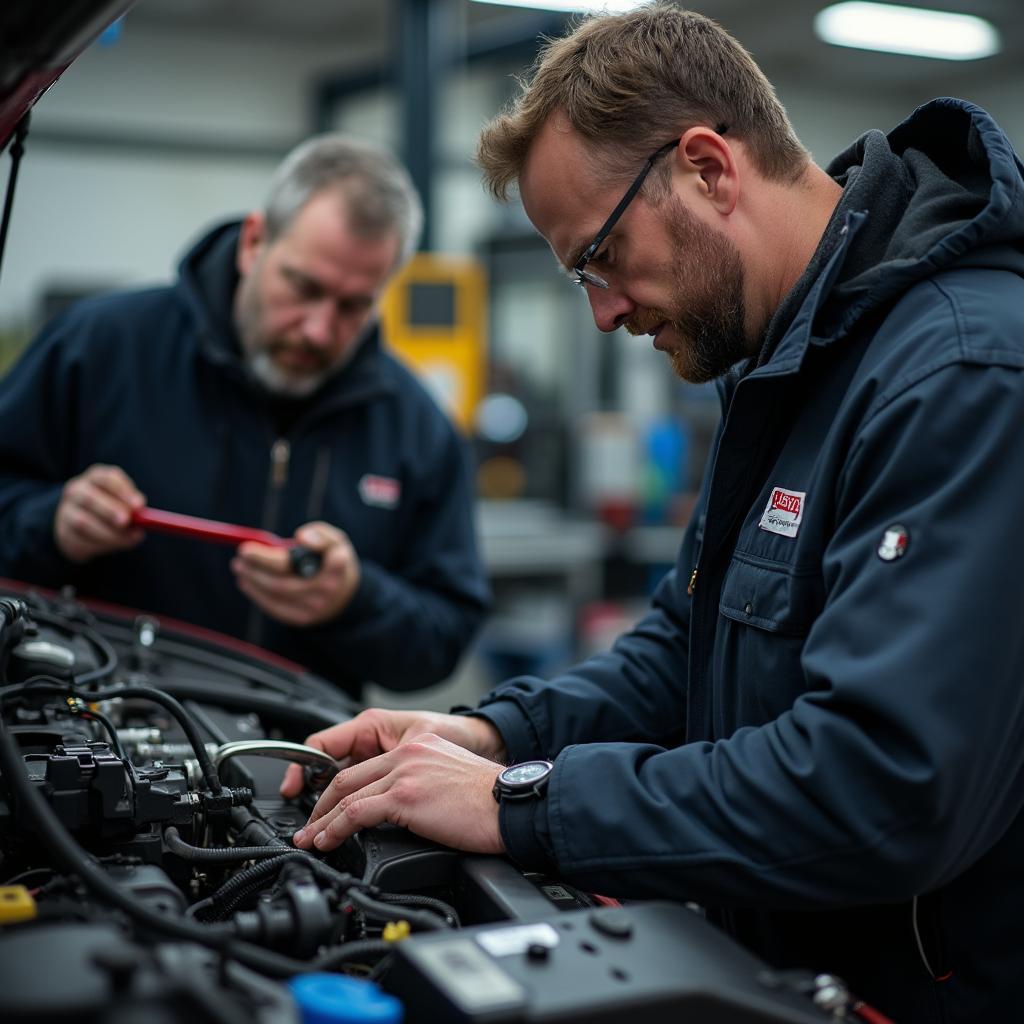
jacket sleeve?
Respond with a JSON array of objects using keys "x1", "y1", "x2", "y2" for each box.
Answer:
[
  {"x1": 499, "y1": 359, "x2": 1024, "y2": 908},
  {"x1": 297, "y1": 426, "x2": 491, "y2": 691},
  {"x1": 473, "y1": 557, "x2": 695, "y2": 764},
  {"x1": 471, "y1": 420, "x2": 721, "y2": 761},
  {"x1": 0, "y1": 318, "x2": 83, "y2": 584}
]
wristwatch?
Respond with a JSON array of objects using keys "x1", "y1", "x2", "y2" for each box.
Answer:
[{"x1": 492, "y1": 759, "x2": 555, "y2": 803}]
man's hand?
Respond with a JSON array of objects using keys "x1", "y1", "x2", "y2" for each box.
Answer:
[
  {"x1": 54, "y1": 464, "x2": 146, "y2": 563},
  {"x1": 279, "y1": 707, "x2": 507, "y2": 798},
  {"x1": 291, "y1": 734, "x2": 505, "y2": 854},
  {"x1": 232, "y1": 521, "x2": 359, "y2": 627}
]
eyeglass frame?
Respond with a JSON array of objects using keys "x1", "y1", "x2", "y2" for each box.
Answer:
[{"x1": 572, "y1": 123, "x2": 728, "y2": 290}]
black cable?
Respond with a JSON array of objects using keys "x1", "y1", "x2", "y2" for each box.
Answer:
[
  {"x1": 20, "y1": 606, "x2": 119, "y2": 686},
  {"x1": 1, "y1": 866, "x2": 54, "y2": 887},
  {"x1": 17, "y1": 595, "x2": 333, "y2": 708},
  {"x1": 187, "y1": 853, "x2": 303, "y2": 922},
  {"x1": 295, "y1": 850, "x2": 373, "y2": 897},
  {"x1": 229, "y1": 806, "x2": 289, "y2": 849},
  {"x1": 188, "y1": 848, "x2": 367, "y2": 924},
  {"x1": 0, "y1": 605, "x2": 394, "y2": 983},
  {"x1": 0, "y1": 598, "x2": 29, "y2": 681},
  {"x1": 374, "y1": 890, "x2": 460, "y2": 928},
  {"x1": 183, "y1": 699, "x2": 232, "y2": 744},
  {"x1": 0, "y1": 679, "x2": 223, "y2": 794},
  {"x1": 197, "y1": 875, "x2": 283, "y2": 924},
  {"x1": 164, "y1": 826, "x2": 289, "y2": 864},
  {"x1": 0, "y1": 707, "x2": 230, "y2": 946},
  {"x1": 347, "y1": 887, "x2": 450, "y2": 932},
  {"x1": 0, "y1": 112, "x2": 30, "y2": 281},
  {"x1": 86, "y1": 682, "x2": 223, "y2": 793},
  {"x1": 81, "y1": 707, "x2": 127, "y2": 759},
  {"x1": 186, "y1": 897, "x2": 217, "y2": 921},
  {"x1": 310, "y1": 939, "x2": 393, "y2": 972},
  {"x1": 0, "y1": 707, "x2": 321, "y2": 979},
  {"x1": 0, "y1": 673, "x2": 74, "y2": 694},
  {"x1": 187, "y1": 700, "x2": 256, "y2": 793},
  {"x1": 187, "y1": 845, "x2": 450, "y2": 939}
]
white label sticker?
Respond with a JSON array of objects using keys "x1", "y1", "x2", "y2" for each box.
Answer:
[
  {"x1": 476, "y1": 922, "x2": 560, "y2": 958},
  {"x1": 411, "y1": 938, "x2": 526, "y2": 1011},
  {"x1": 758, "y1": 486, "x2": 806, "y2": 538}
]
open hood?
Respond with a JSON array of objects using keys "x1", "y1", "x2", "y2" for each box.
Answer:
[{"x1": 0, "y1": 0, "x2": 135, "y2": 150}]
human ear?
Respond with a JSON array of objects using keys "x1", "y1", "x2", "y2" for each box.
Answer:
[
  {"x1": 236, "y1": 211, "x2": 267, "y2": 276},
  {"x1": 676, "y1": 126, "x2": 737, "y2": 215}
]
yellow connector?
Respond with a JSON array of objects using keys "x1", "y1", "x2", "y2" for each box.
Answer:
[
  {"x1": 381, "y1": 920, "x2": 411, "y2": 943},
  {"x1": 0, "y1": 886, "x2": 37, "y2": 924}
]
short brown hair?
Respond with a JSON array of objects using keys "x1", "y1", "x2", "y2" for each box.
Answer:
[{"x1": 477, "y1": 3, "x2": 809, "y2": 200}]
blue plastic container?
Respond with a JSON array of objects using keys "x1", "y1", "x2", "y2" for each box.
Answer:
[{"x1": 288, "y1": 973, "x2": 403, "y2": 1024}]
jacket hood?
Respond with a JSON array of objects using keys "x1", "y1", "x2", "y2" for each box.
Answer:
[
  {"x1": 817, "y1": 98, "x2": 1024, "y2": 339},
  {"x1": 176, "y1": 218, "x2": 242, "y2": 354}
]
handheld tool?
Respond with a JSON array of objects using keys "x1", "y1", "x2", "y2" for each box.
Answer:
[
  {"x1": 130, "y1": 507, "x2": 323, "y2": 577},
  {"x1": 213, "y1": 739, "x2": 346, "y2": 789}
]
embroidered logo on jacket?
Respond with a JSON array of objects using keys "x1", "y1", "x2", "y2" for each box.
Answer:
[
  {"x1": 358, "y1": 474, "x2": 401, "y2": 509},
  {"x1": 877, "y1": 523, "x2": 909, "y2": 561},
  {"x1": 758, "y1": 487, "x2": 806, "y2": 538}
]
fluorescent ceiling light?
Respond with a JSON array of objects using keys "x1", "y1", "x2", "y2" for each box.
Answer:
[
  {"x1": 470, "y1": 0, "x2": 642, "y2": 12},
  {"x1": 815, "y1": 2, "x2": 1001, "y2": 61}
]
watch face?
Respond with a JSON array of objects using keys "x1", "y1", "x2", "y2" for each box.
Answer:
[{"x1": 502, "y1": 761, "x2": 551, "y2": 785}]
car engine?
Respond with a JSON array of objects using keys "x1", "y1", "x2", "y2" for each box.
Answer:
[{"x1": 0, "y1": 583, "x2": 863, "y2": 1023}]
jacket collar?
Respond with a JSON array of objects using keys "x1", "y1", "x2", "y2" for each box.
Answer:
[
  {"x1": 747, "y1": 99, "x2": 1024, "y2": 383},
  {"x1": 747, "y1": 209, "x2": 867, "y2": 381}
]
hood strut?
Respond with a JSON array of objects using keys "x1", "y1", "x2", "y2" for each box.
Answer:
[{"x1": 0, "y1": 112, "x2": 30, "y2": 285}]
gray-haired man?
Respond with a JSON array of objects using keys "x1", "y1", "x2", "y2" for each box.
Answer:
[{"x1": 0, "y1": 135, "x2": 490, "y2": 698}]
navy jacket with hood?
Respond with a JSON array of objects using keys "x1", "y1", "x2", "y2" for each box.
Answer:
[
  {"x1": 473, "y1": 100, "x2": 1024, "y2": 1023},
  {"x1": 0, "y1": 222, "x2": 491, "y2": 698}
]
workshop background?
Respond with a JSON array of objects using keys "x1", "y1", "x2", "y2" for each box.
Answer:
[{"x1": 1, "y1": 0, "x2": 1020, "y2": 710}]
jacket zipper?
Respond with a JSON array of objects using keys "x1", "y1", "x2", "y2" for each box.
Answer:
[
  {"x1": 270, "y1": 438, "x2": 291, "y2": 489},
  {"x1": 687, "y1": 567, "x2": 698, "y2": 595},
  {"x1": 246, "y1": 437, "x2": 292, "y2": 646}
]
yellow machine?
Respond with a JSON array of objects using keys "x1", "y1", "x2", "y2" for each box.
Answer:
[{"x1": 380, "y1": 252, "x2": 487, "y2": 433}]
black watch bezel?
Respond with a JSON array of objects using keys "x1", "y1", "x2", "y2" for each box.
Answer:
[{"x1": 492, "y1": 759, "x2": 555, "y2": 803}]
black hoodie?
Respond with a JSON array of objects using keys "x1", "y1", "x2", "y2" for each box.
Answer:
[{"x1": 0, "y1": 221, "x2": 491, "y2": 697}]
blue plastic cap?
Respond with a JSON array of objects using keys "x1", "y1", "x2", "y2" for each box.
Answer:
[{"x1": 288, "y1": 973, "x2": 404, "y2": 1024}]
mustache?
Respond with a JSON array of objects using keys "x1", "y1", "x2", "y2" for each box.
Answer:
[
  {"x1": 624, "y1": 309, "x2": 673, "y2": 336},
  {"x1": 266, "y1": 340, "x2": 330, "y2": 365}
]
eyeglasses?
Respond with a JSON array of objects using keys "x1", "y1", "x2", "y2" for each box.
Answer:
[{"x1": 572, "y1": 124, "x2": 728, "y2": 290}]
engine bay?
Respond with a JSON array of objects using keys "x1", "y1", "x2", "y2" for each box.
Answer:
[{"x1": 0, "y1": 583, "x2": 843, "y2": 1023}]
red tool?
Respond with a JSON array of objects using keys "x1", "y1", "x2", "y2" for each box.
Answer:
[
  {"x1": 130, "y1": 507, "x2": 322, "y2": 577},
  {"x1": 131, "y1": 507, "x2": 289, "y2": 549}
]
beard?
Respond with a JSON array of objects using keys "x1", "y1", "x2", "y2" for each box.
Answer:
[
  {"x1": 233, "y1": 268, "x2": 363, "y2": 398},
  {"x1": 625, "y1": 196, "x2": 752, "y2": 384},
  {"x1": 243, "y1": 349, "x2": 330, "y2": 398}
]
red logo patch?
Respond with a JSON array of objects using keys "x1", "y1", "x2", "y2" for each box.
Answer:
[
  {"x1": 759, "y1": 486, "x2": 806, "y2": 538},
  {"x1": 771, "y1": 489, "x2": 802, "y2": 515},
  {"x1": 358, "y1": 474, "x2": 401, "y2": 509}
]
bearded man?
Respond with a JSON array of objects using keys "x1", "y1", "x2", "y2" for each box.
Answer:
[
  {"x1": 0, "y1": 135, "x2": 490, "y2": 699},
  {"x1": 280, "y1": 7, "x2": 1024, "y2": 1023}
]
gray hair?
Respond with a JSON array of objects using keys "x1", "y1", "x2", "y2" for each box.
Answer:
[{"x1": 264, "y1": 134, "x2": 423, "y2": 268}]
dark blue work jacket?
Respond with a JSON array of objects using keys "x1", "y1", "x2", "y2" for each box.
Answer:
[
  {"x1": 0, "y1": 223, "x2": 490, "y2": 697},
  {"x1": 477, "y1": 99, "x2": 1024, "y2": 1023}
]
